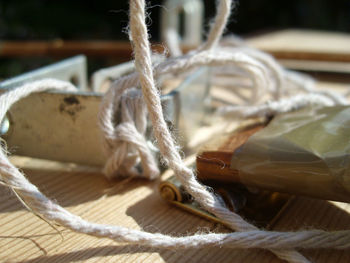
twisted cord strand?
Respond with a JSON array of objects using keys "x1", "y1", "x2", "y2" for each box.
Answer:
[
  {"x1": 100, "y1": 87, "x2": 159, "y2": 179},
  {"x1": 199, "y1": 0, "x2": 234, "y2": 51}
]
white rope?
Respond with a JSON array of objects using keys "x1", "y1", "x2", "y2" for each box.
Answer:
[
  {"x1": 0, "y1": 1, "x2": 349, "y2": 263},
  {"x1": 101, "y1": 87, "x2": 159, "y2": 179},
  {"x1": 198, "y1": 0, "x2": 234, "y2": 51}
]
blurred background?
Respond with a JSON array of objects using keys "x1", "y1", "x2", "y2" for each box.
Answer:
[{"x1": 0, "y1": 0, "x2": 349, "y2": 79}]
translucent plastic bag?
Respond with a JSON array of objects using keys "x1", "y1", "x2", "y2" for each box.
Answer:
[{"x1": 231, "y1": 106, "x2": 350, "y2": 202}]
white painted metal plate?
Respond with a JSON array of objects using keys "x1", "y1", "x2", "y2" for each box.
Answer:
[{"x1": 1, "y1": 57, "x2": 210, "y2": 167}]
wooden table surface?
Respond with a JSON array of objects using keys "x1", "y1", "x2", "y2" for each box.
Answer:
[{"x1": 1, "y1": 156, "x2": 350, "y2": 263}]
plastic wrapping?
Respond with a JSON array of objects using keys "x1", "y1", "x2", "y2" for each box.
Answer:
[{"x1": 231, "y1": 106, "x2": 350, "y2": 202}]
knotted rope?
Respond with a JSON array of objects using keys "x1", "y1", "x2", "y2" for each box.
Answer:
[
  {"x1": 0, "y1": 1, "x2": 350, "y2": 263},
  {"x1": 101, "y1": 87, "x2": 159, "y2": 179}
]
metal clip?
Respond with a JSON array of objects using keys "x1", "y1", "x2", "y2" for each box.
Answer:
[{"x1": 159, "y1": 156, "x2": 294, "y2": 229}]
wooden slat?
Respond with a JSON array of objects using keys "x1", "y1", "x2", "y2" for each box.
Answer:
[
  {"x1": 196, "y1": 123, "x2": 264, "y2": 182},
  {"x1": 1, "y1": 30, "x2": 350, "y2": 63},
  {"x1": 0, "y1": 156, "x2": 349, "y2": 262},
  {"x1": 247, "y1": 29, "x2": 350, "y2": 62},
  {"x1": 0, "y1": 41, "x2": 194, "y2": 59}
]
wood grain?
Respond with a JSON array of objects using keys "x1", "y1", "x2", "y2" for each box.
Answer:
[
  {"x1": 1, "y1": 29, "x2": 350, "y2": 63},
  {"x1": 196, "y1": 123, "x2": 264, "y2": 182},
  {"x1": 247, "y1": 29, "x2": 350, "y2": 62},
  {"x1": 0, "y1": 40, "x2": 194, "y2": 58},
  {"x1": 0, "y1": 156, "x2": 349, "y2": 263}
]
